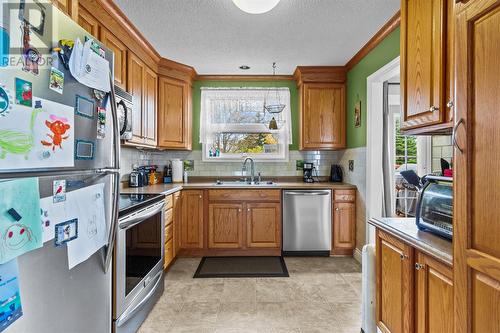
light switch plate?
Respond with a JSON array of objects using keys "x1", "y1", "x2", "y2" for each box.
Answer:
[{"x1": 349, "y1": 160, "x2": 354, "y2": 171}]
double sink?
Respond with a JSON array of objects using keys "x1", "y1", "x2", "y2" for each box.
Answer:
[{"x1": 214, "y1": 179, "x2": 279, "y2": 187}]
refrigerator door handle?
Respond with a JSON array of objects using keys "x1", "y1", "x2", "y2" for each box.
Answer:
[
  {"x1": 103, "y1": 169, "x2": 120, "y2": 273},
  {"x1": 109, "y1": 73, "x2": 121, "y2": 171}
]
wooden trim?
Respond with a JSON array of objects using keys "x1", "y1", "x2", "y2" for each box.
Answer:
[
  {"x1": 293, "y1": 66, "x2": 347, "y2": 86},
  {"x1": 345, "y1": 10, "x2": 401, "y2": 71},
  {"x1": 195, "y1": 75, "x2": 294, "y2": 81},
  {"x1": 158, "y1": 58, "x2": 197, "y2": 83}
]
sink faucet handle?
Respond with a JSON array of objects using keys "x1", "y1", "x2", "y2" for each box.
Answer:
[{"x1": 258, "y1": 172, "x2": 262, "y2": 183}]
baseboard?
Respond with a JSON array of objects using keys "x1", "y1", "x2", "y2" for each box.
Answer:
[{"x1": 353, "y1": 248, "x2": 362, "y2": 264}]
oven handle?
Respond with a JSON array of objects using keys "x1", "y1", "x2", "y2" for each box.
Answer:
[
  {"x1": 115, "y1": 270, "x2": 163, "y2": 327},
  {"x1": 119, "y1": 201, "x2": 165, "y2": 230}
]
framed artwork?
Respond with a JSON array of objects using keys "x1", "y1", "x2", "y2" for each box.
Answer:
[{"x1": 354, "y1": 95, "x2": 361, "y2": 128}]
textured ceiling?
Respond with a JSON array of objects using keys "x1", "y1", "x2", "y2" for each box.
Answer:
[{"x1": 114, "y1": 0, "x2": 400, "y2": 75}]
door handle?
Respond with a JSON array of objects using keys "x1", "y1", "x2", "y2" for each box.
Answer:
[{"x1": 452, "y1": 118, "x2": 465, "y2": 153}]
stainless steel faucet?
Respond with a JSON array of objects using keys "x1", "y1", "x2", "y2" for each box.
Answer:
[{"x1": 242, "y1": 157, "x2": 255, "y2": 184}]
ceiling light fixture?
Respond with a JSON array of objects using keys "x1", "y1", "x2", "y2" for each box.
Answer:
[
  {"x1": 232, "y1": 0, "x2": 281, "y2": 14},
  {"x1": 239, "y1": 65, "x2": 251, "y2": 70}
]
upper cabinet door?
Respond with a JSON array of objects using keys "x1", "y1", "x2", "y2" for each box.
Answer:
[
  {"x1": 143, "y1": 67, "x2": 158, "y2": 147},
  {"x1": 401, "y1": 0, "x2": 447, "y2": 132},
  {"x1": 158, "y1": 76, "x2": 192, "y2": 150},
  {"x1": 127, "y1": 53, "x2": 145, "y2": 145},
  {"x1": 52, "y1": 0, "x2": 78, "y2": 20},
  {"x1": 300, "y1": 83, "x2": 346, "y2": 150},
  {"x1": 100, "y1": 28, "x2": 127, "y2": 89},
  {"x1": 454, "y1": 1, "x2": 500, "y2": 332},
  {"x1": 77, "y1": 5, "x2": 99, "y2": 38}
]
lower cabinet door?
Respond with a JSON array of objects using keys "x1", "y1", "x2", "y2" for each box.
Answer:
[
  {"x1": 415, "y1": 252, "x2": 453, "y2": 333},
  {"x1": 246, "y1": 203, "x2": 281, "y2": 248},
  {"x1": 376, "y1": 230, "x2": 414, "y2": 333},
  {"x1": 333, "y1": 202, "x2": 355, "y2": 251},
  {"x1": 181, "y1": 190, "x2": 204, "y2": 249},
  {"x1": 208, "y1": 203, "x2": 243, "y2": 249}
]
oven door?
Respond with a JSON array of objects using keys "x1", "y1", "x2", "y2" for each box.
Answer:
[{"x1": 115, "y1": 200, "x2": 164, "y2": 320}]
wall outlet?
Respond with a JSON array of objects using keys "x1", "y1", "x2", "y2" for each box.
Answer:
[{"x1": 348, "y1": 160, "x2": 354, "y2": 172}]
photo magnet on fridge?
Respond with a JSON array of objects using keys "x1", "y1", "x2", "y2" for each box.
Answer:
[
  {"x1": 96, "y1": 107, "x2": 106, "y2": 139},
  {"x1": 49, "y1": 67, "x2": 64, "y2": 95},
  {"x1": 0, "y1": 84, "x2": 13, "y2": 117},
  {"x1": 52, "y1": 179, "x2": 66, "y2": 203},
  {"x1": 75, "y1": 95, "x2": 95, "y2": 119},
  {"x1": 54, "y1": 218, "x2": 78, "y2": 247},
  {"x1": 14, "y1": 78, "x2": 32, "y2": 107}
]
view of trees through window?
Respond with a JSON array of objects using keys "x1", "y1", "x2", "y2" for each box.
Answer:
[
  {"x1": 395, "y1": 117, "x2": 417, "y2": 167},
  {"x1": 213, "y1": 133, "x2": 279, "y2": 154}
]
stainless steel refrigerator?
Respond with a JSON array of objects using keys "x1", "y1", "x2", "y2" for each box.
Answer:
[{"x1": 0, "y1": 1, "x2": 119, "y2": 332}]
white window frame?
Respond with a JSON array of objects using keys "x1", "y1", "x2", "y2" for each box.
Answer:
[{"x1": 200, "y1": 88, "x2": 291, "y2": 162}]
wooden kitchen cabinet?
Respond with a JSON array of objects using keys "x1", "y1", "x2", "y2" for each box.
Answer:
[
  {"x1": 158, "y1": 76, "x2": 192, "y2": 150},
  {"x1": 143, "y1": 67, "x2": 158, "y2": 147},
  {"x1": 300, "y1": 83, "x2": 346, "y2": 150},
  {"x1": 173, "y1": 191, "x2": 181, "y2": 256},
  {"x1": 126, "y1": 53, "x2": 157, "y2": 147},
  {"x1": 180, "y1": 190, "x2": 204, "y2": 249},
  {"x1": 333, "y1": 202, "x2": 355, "y2": 253},
  {"x1": 208, "y1": 203, "x2": 244, "y2": 249},
  {"x1": 246, "y1": 203, "x2": 281, "y2": 249},
  {"x1": 415, "y1": 252, "x2": 453, "y2": 333},
  {"x1": 100, "y1": 28, "x2": 127, "y2": 89},
  {"x1": 454, "y1": 1, "x2": 500, "y2": 332},
  {"x1": 77, "y1": 5, "x2": 99, "y2": 37},
  {"x1": 400, "y1": 0, "x2": 454, "y2": 134},
  {"x1": 376, "y1": 230, "x2": 414, "y2": 333},
  {"x1": 53, "y1": 0, "x2": 78, "y2": 20}
]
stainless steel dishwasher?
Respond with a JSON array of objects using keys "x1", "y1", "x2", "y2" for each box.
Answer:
[{"x1": 283, "y1": 190, "x2": 332, "y2": 255}]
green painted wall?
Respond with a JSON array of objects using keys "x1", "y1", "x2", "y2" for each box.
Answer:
[
  {"x1": 346, "y1": 27, "x2": 400, "y2": 148},
  {"x1": 191, "y1": 80, "x2": 299, "y2": 151}
]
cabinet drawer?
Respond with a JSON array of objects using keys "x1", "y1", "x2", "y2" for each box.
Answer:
[
  {"x1": 208, "y1": 189, "x2": 280, "y2": 202},
  {"x1": 164, "y1": 239, "x2": 174, "y2": 268},
  {"x1": 165, "y1": 223, "x2": 173, "y2": 242},
  {"x1": 164, "y1": 195, "x2": 173, "y2": 210},
  {"x1": 164, "y1": 208, "x2": 173, "y2": 226},
  {"x1": 334, "y1": 190, "x2": 355, "y2": 202}
]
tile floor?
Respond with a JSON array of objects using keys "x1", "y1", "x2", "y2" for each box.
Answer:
[{"x1": 139, "y1": 257, "x2": 362, "y2": 333}]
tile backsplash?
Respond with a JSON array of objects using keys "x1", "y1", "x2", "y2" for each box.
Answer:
[
  {"x1": 432, "y1": 135, "x2": 453, "y2": 172},
  {"x1": 120, "y1": 147, "x2": 343, "y2": 181}
]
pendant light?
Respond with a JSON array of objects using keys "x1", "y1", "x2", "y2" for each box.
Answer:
[{"x1": 232, "y1": 0, "x2": 281, "y2": 14}]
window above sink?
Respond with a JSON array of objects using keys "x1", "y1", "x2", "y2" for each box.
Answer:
[{"x1": 200, "y1": 88, "x2": 291, "y2": 162}]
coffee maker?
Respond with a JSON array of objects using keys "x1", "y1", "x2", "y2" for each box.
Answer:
[{"x1": 303, "y1": 162, "x2": 315, "y2": 183}]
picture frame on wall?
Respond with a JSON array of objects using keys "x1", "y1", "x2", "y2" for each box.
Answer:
[{"x1": 354, "y1": 95, "x2": 361, "y2": 128}]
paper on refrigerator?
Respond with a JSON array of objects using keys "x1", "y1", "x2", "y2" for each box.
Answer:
[
  {"x1": 0, "y1": 91, "x2": 75, "y2": 170},
  {"x1": 65, "y1": 183, "x2": 107, "y2": 269},
  {"x1": 0, "y1": 178, "x2": 42, "y2": 264},
  {"x1": 69, "y1": 38, "x2": 111, "y2": 92},
  {"x1": 39, "y1": 183, "x2": 108, "y2": 269}
]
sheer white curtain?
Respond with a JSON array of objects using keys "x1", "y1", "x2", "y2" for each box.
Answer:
[{"x1": 199, "y1": 87, "x2": 292, "y2": 145}]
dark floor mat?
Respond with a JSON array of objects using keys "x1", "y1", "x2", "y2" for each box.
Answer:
[{"x1": 193, "y1": 256, "x2": 289, "y2": 278}]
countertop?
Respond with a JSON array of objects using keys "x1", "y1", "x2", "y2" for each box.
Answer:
[
  {"x1": 368, "y1": 217, "x2": 453, "y2": 266},
  {"x1": 121, "y1": 181, "x2": 357, "y2": 195}
]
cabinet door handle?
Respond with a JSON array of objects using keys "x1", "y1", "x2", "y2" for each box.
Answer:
[
  {"x1": 415, "y1": 263, "x2": 425, "y2": 270},
  {"x1": 238, "y1": 209, "x2": 242, "y2": 212},
  {"x1": 429, "y1": 106, "x2": 439, "y2": 112},
  {"x1": 447, "y1": 101, "x2": 454, "y2": 108},
  {"x1": 199, "y1": 195, "x2": 202, "y2": 199},
  {"x1": 247, "y1": 208, "x2": 250, "y2": 212},
  {"x1": 335, "y1": 208, "x2": 340, "y2": 211},
  {"x1": 452, "y1": 118, "x2": 465, "y2": 154},
  {"x1": 400, "y1": 254, "x2": 409, "y2": 260}
]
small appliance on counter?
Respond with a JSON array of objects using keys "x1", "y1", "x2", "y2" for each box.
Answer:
[
  {"x1": 163, "y1": 163, "x2": 173, "y2": 183},
  {"x1": 416, "y1": 176, "x2": 453, "y2": 240},
  {"x1": 330, "y1": 164, "x2": 343, "y2": 182},
  {"x1": 129, "y1": 170, "x2": 142, "y2": 187},
  {"x1": 303, "y1": 162, "x2": 315, "y2": 183}
]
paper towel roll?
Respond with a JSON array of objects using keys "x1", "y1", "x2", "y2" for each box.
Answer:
[{"x1": 172, "y1": 159, "x2": 183, "y2": 183}]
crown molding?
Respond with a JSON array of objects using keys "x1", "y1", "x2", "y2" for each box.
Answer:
[{"x1": 345, "y1": 10, "x2": 401, "y2": 71}]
